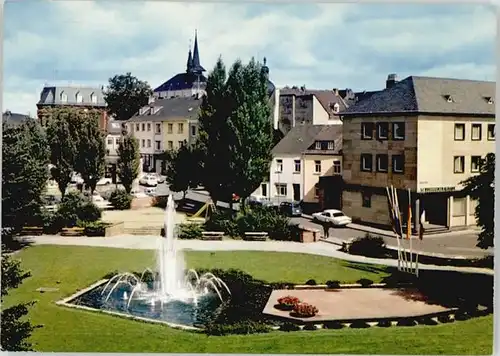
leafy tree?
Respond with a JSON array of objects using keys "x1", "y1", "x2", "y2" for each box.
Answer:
[
  {"x1": 164, "y1": 142, "x2": 201, "y2": 199},
  {"x1": 198, "y1": 57, "x2": 273, "y2": 212},
  {"x1": 74, "y1": 115, "x2": 106, "y2": 196},
  {"x1": 117, "y1": 134, "x2": 140, "y2": 194},
  {"x1": 461, "y1": 152, "x2": 495, "y2": 249},
  {"x1": 2, "y1": 120, "x2": 49, "y2": 234},
  {"x1": 46, "y1": 109, "x2": 81, "y2": 199},
  {"x1": 104, "y1": 72, "x2": 153, "y2": 121}
]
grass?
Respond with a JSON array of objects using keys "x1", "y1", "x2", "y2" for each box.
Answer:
[{"x1": 4, "y1": 245, "x2": 494, "y2": 354}]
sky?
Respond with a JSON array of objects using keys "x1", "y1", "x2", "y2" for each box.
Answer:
[{"x1": 3, "y1": 1, "x2": 496, "y2": 117}]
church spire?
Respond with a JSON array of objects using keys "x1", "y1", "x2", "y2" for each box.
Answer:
[
  {"x1": 186, "y1": 40, "x2": 193, "y2": 73},
  {"x1": 191, "y1": 29, "x2": 205, "y2": 74}
]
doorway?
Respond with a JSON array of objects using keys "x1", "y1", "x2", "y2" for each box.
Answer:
[
  {"x1": 293, "y1": 184, "x2": 301, "y2": 202},
  {"x1": 421, "y1": 193, "x2": 448, "y2": 227}
]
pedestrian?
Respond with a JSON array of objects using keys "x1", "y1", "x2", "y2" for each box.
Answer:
[{"x1": 322, "y1": 220, "x2": 331, "y2": 238}]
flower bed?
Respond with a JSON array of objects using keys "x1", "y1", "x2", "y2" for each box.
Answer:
[
  {"x1": 292, "y1": 302, "x2": 319, "y2": 318},
  {"x1": 276, "y1": 296, "x2": 301, "y2": 311}
]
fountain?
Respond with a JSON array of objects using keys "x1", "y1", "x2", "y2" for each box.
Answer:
[{"x1": 97, "y1": 195, "x2": 230, "y2": 326}]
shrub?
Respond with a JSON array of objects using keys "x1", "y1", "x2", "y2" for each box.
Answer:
[
  {"x1": 437, "y1": 314, "x2": 453, "y2": 323},
  {"x1": 79, "y1": 202, "x2": 102, "y2": 222},
  {"x1": 326, "y1": 280, "x2": 341, "y2": 289},
  {"x1": 377, "y1": 320, "x2": 392, "y2": 327},
  {"x1": 357, "y1": 278, "x2": 374, "y2": 287},
  {"x1": 205, "y1": 210, "x2": 239, "y2": 237},
  {"x1": 348, "y1": 233, "x2": 387, "y2": 257},
  {"x1": 416, "y1": 317, "x2": 438, "y2": 325},
  {"x1": 303, "y1": 324, "x2": 318, "y2": 331},
  {"x1": 397, "y1": 318, "x2": 417, "y2": 327},
  {"x1": 81, "y1": 221, "x2": 107, "y2": 237},
  {"x1": 178, "y1": 223, "x2": 203, "y2": 239},
  {"x1": 109, "y1": 189, "x2": 132, "y2": 210},
  {"x1": 323, "y1": 321, "x2": 344, "y2": 329},
  {"x1": 305, "y1": 279, "x2": 317, "y2": 286},
  {"x1": 279, "y1": 322, "x2": 300, "y2": 332},
  {"x1": 152, "y1": 195, "x2": 168, "y2": 209},
  {"x1": 205, "y1": 320, "x2": 271, "y2": 336},
  {"x1": 269, "y1": 282, "x2": 296, "y2": 290},
  {"x1": 56, "y1": 192, "x2": 86, "y2": 227},
  {"x1": 292, "y1": 303, "x2": 319, "y2": 318},
  {"x1": 350, "y1": 321, "x2": 371, "y2": 328}
]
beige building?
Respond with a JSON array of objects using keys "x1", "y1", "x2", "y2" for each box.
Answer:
[{"x1": 341, "y1": 75, "x2": 495, "y2": 231}]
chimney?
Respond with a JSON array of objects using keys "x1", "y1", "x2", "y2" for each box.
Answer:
[
  {"x1": 333, "y1": 88, "x2": 339, "y2": 96},
  {"x1": 386, "y1": 74, "x2": 397, "y2": 89}
]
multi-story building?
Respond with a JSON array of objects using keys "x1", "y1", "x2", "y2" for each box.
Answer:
[
  {"x1": 277, "y1": 87, "x2": 346, "y2": 134},
  {"x1": 36, "y1": 85, "x2": 108, "y2": 130},
  {"x1": 127, "y1": 97, "x2": 202, "y2": 173},
  {"x1": 2, "y1": 110, "x2": 32, "y2": 127},
  {"x1": 340, "y1": 75, "x2": 495, "y2": 232}
]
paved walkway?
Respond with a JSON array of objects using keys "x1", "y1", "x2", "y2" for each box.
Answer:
[{"x1": 22, "y1": 235, "x2": 493, "y2": 276}]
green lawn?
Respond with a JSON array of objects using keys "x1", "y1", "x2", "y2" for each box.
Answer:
[{"x1": 5, "y1": 245, "x2": 493, "y2": 354}]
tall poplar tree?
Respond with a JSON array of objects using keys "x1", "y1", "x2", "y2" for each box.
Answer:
[{"x1": 117, "y1": 134, "x2": 140, "y2": 194}]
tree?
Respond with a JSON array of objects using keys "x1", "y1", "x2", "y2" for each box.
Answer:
[
  {"x1": 104, "y1": 72, "x2": 153, "y2": 121},
  {"x1": 1, "y1": 239, "x2": 41, "y2": 351},
  {"x1": 46, "y1": 109, "x2": 81, "y2": 199},
  {"x1": 164, "y1": 142, "x2": 201, "y2": 199},
  {"x1": 74, "y1": 115, "x2": 106, "y2": 196},
  {"x1": 461, "y1": 152, "x2": 495, "y2": 249},
  {"x1": 2, "y1": 120, "x2": 49, "y2": 234},
  {"x1": 197, "y1": 57, "x2": 273, "y2": 212},
  {"x1": 117, "y1": 134, "x2": 140, "y2": 194}
]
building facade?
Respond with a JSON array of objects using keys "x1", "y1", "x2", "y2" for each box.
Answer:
[
  {"x1": 37, "y1": 85, "x2": 108, "y2": 130},
  {"x1": 341, "y1": 75, "x2": 495, "y2": 231}
]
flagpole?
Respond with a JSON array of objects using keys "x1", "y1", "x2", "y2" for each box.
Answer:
[
  {"x1": 408, "y1": 188, "x2": 413, "y2": 273},
  {"x1": 391, "y1": 185, "x2": 407, "y2": 271},
  {"x1": 393, "y1": 186, "x2": 408, "y2": 272},
  {"x1": 386, "y1": 186, "x2": 401, "y2": 271}
]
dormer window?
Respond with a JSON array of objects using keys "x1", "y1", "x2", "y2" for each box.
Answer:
[
  {"x1": 90, "y1": 92, "x2": 97, "y2": 104},
  {"x1": 485, "y1": 96, "x2": 494, "y2": 104},
  {"x1": 333, "y1": 103, "x2": 340, "y2": 113},
  {"x1": 76, "y1": 92, "x2": 83, "y2": 103},
  {"x1": 327, "y1": 141, "x2": 334, "y2": 150},
  {"x1": 60, "y1": 91, "x2": 67, "y2": 102},
  {"x1": 444, "y1": 95, "x2": 453, "y2": 103},
  {"x1": 315, "y1": 141, "x2": 321, "y2": 150}
]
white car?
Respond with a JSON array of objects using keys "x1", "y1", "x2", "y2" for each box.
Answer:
[
  {"x1": 139, "y1": 174, "x2": 158, "y2": 187},
  {"x1": 312, "y1": 209, "x2": 352, "y2": 227},
  {"x1": 97, "y1": 177, "x2": 112, "y2": 186}
]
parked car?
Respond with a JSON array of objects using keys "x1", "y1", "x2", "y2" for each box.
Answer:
[
  {"x1": 144, "y1": 187, "x2": 156, "y2": 196},
  {"x1": 312, "y1": 209, "x2": 352, "y2": 227},
  {"x1": 279, "y1": 201, "x2": 303, "y2": 217},
  {"x1": 139, "y1": 174, "x2": 158, "y2": 187},
  {"x1": 97, "y1": 177, "x2": 112, "y2": 186}
]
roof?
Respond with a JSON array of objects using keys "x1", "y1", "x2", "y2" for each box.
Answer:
[
  {"x1": 128, "y1": 97, "x2": 202, "y2": 122},
  {"x1": 2, "y1": 111, "x2": 31, "y2": 126},
  {"x1": 280, "y1": 87, "x2": 348, "y2": 115},
  {"x1": 303, "y1": 125, "x2": 343, "y2": 155},
  {"x1": 342, "y1": 76, "x2": 496, "y2": 116},
  {"x1": 37, "y1": 85, "x2": 106, "y2": 107},
  {"x1": 272, "y1": 124, "x2": 324, "y2": 155},
  {"x1": 153, "y1": 72, "x2": 207, "y2": 93},
  {"x1": 107, "y1": 120, "x2": 123, "y2": 135}
]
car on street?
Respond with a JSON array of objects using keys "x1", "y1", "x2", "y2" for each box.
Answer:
[
  {"x1": 279, "y1": 201, "x2": 303, "y2": 217},
  {"x1": 312, "y1": 209, "x2": 352, "y2": 227},
  {"x1": 139, "y1": 174, "x2": 158, "y2": 187}
]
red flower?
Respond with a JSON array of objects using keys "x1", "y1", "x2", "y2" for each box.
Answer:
[
  {"x1": 293, "y1": 302, "x2": 319, "y2": 317},
  {"x1": 277, "y1": 295, "x2": 301, "y2": 306}
]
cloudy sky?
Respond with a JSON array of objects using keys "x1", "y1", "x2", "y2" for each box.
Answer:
[{"x1": 3, "y1": 1, "x2": 496, "y2": 116}]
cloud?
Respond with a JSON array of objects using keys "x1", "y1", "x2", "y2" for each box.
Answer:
[{"x1": 3, "y1": 1, "x2": 495, "y2": 116}]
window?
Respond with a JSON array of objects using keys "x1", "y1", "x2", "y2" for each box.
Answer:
[
  {"x1": 333, "y1": 103, "x2": 340, "y2": 113},
  {"x1": 294, "y1": 160, "x2": 301, "y2": 173},
  {"x1": 107, "y1": 139, "x2": 113, "y2": 145},
  {"x1": 141, "y1": 139, "x2": 145, "y2": 148},
  {"x1": 314, "y1": 184, "x2": 320, "y2": 198},
  {"x1": 275, "y1": 183, "x2": 287, "y2": 197},
  {"x1": 276, "y1": 159, "x2": 283, "y2": 172},
  {"x1": 178, "y1": 141, "x2": 184, "y2": 147},
  {"x1": 453, "y1": 156, "x2": 465, "y2": 173},
  {"x1": 454, "y1": 123, "x2": 465, "y2": 140},
  {"x1": 471, "y1": 156, "x2": 482, "y2": 173},
  {"x1": 314, "y1": 160, "x2": 321, "y2": 173},
  {"x1": 315, "y1": 141, "x2": 321, "y2": 149},
  {"x1": 60, "y1": 91, "x2": 67, "y2": 102},
  {"x1": 376, "y1": 122, "x2": 389, "y2": 140},
  {"x1": 376, "y1": 154, "x2": 389, "y2": 172},
  {"x1": 90, "y1": 93, "x2": 97, "y2": 104},
  {"x1": 147, "y1": 123, "x2": 151, "y2": 132},
  {"x1": 135, "y1": 123, "x2": 140, "y2": 131},
  {"x1": 362, "y1": 191, "x2": 371, "y2": 208},
  {"x1": 392, "y1": 155, "x2": 404, "y2": 173},
  {"x1": 487, "y1": 124, "x2": 495, "y2": 140},
  {"x1": 155, "y1": 123, "x2": 161, "y2": 134},
  {"x1": 116, "y1": 138, "x2": 121, "y2": 145},
  {"x1": 141, "y1": 123, "x2": 146, "y2": 131},
  {"x1": 191, "y1": 125, "x2": 196, "y2": 136},
  {"x1": 147, "y1": 139, "x2": 151, "y2": 148},
  {"x1": 155, "y1": 141, "x2": 161, "y2": 150},
  {"x1": 178, "y1": 123, "x2": 184, "y2": 134},
  {"x1": 392, "y1": 122, "x2": 405, "y2": 140},
  {"x1": 168, "y1": 141, "x2": 173, "y2": 150},
  {"x1": 327, "y1": 141, "x2": 334, "y2": 150},
  {"x1": 360, "y1": 154, "x2": 373, "y2": 172},
  {"x1": 361, "y1": 122, "x2": 374, "y2": 140},
  {"x1": 333, "y1": 160, "x2": 341, "y2": 174},
  {"x1": 471, "y1": 123, "x2": 482, "y2": 141},
  {"x1": 167, "y1": 123, "x2": 173, "y2": 134},
  {"x1": 76, "y1": 92, "x2": 83, "y2": 103}
]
